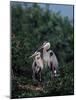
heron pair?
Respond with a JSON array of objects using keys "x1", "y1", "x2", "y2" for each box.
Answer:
[{"x1": 29, "y1": 42, "x2": 58, "y2": 81}]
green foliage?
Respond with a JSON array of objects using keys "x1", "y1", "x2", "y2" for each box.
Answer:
[{"x1": 11, "y1": 2, "x2": 74, "y2": 98}]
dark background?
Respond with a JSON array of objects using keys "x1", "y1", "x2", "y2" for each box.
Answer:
[{"x1": 11, "y1": 2, "x2": 74, "y2": 98}]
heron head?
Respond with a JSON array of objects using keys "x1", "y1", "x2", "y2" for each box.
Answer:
[
  {"x1": 38, "y1": 42, "x2": 51, "y2": 50},
  {"x1": 29, "y1": 51, "x2": 41, "y2": 58}
]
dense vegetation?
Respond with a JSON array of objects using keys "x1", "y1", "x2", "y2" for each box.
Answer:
[{"x1": 11, "y1": 2, "x2": 74, "y2": 99}]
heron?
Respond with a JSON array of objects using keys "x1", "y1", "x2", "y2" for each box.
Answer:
[
  {"x1": 38, "y1": 41, "x2": 59, "y2": 78},
  {"x1": 29, "y1": 51, "x2": 43, "y2": 81}
]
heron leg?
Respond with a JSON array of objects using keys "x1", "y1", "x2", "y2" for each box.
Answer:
[
  {"x1": 32, "y1": 71, "x2": 36, "y2": 81},
  {"x1": 39, "y1": 72, "x2": 41, "y2": 82}
]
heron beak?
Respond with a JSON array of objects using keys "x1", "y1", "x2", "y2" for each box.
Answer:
[
  {"x1": 29, "y1": 52, "x2": 37, "y2": 58},
  {"x1": 38, "y1": 44, "x2": 44, "y2": 50},
  {"x1": 29, "y1": 54, "x2": 35, "y2": 58}
]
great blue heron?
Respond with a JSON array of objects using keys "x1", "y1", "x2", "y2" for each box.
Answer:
[
  {"x1": 38, "y1": 42, "x2": 59, "y2": 78},
  {"x1": 29, "y1": 51, "x2": 43, "y2": 81}
]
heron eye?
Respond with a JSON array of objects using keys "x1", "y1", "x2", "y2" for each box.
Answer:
[{"x1": 50, "y1": 52, "x2": 53, "y2": 56}]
